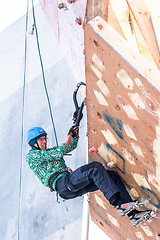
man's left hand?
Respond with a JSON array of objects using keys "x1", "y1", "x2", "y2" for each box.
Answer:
[{"x1": 68, "y1": 125, "x2": 79, "y2": 138}]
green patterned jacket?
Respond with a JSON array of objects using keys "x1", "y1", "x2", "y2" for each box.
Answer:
[{"x1": 26, "y1": 136, "x2": 79, "y2": 188}]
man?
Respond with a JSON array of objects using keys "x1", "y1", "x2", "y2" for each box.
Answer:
[{"x1": 26, "y1": 124, "x2": 153, "y2": 228}]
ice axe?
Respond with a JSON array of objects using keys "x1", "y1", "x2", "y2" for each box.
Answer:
[{"x1": 73, "y1": 81, "x2": 86, "y2": 126}]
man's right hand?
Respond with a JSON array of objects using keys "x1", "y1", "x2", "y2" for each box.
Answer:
[{"x1": 68, "y1": 125, "x2": 79, "y2": 138}]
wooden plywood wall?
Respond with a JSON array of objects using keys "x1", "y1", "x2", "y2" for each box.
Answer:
[
  {"x1": 86, "y1": 0, "x2": 160, "y2": 70},
  {"x1": 85, "y1": 16, "x2": 160, "y2": 239}
]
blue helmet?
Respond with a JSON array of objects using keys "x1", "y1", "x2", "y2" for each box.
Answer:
[{"x1": 27, "y1": 127, "x2": 47, "y2": 146}]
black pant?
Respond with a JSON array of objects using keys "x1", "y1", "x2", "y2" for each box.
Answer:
[{"x1": 55, "y1": 161, "x2": 132, "y2": 204}]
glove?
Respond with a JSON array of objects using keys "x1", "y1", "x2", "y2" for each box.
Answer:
[
  {"x1": 73, "y1": 109, "x2": 83, "y2": 124},
  {"x1": 68, "y1": 125, "x2": 79, "y2": 138}
]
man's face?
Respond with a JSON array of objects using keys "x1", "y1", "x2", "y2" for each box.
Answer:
[{"x1": 36, "y1": 136, "x2": 47, "y2": 150}]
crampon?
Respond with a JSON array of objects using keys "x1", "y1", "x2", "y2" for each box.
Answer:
[
  {"x1": 117, "y1": 200, "x2": 143, "y2": 217},
  {"x1": 129, "y1": 209, "x2": 160, "y2": 228}
]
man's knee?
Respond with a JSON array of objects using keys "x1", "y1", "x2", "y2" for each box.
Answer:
[
  {"x1": 107, "y1": 170, "x2": 121, "y2": 180},
  {"x1": 80, "y1": 161, "x2": 103, "y2": 173},
  {"x1": 92, "y1": 161, "x2": 103, "y2": 170}
]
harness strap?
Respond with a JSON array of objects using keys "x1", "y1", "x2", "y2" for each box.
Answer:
[
  {"x1": 49, "y1": 169, "x2": 73, "y2": 192},
  {"x1": 49, "y1": 169, "x2": 78, "y2": 193},
  {"x1": 49, "y1": 172, "x2": 65, "y2": 192}
]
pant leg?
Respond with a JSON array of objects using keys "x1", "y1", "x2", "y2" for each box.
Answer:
[
  {"x1": 55, "y1": 173, "x2": 98, "y2": 200},
  {"x1": 56, "y1": 161, "x2": 121, "y2": 200},
  {"x1": 107, "y1": 170, "x2": 132, "y2": 204},
  {"x1": 79, "y1": 161, "x2": 120, "y2": 200}
]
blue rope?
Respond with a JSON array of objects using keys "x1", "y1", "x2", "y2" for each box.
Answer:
[
  {"x1": 18, "y1": 1, "x2": 59, "y2": 237},
  {"x1": 31, "y1": 0, "x2": 59, "y2": 146},
  {"x1": 18, "y1": 0, "x2": 29, "y2": 239}
]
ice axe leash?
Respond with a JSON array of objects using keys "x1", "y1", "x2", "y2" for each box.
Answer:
[{"x1": 73, "y1": 81, "x2": 86, "y2": 126}]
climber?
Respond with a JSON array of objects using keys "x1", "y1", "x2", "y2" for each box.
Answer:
[{"x1": 26, "y1": 111, "x2": 153, "y2": 228}]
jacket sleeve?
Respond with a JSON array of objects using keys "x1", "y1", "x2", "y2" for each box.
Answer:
[
  {"x1": 64, "y1": 136, "x2": 79, "y2": 154},
  {"x1": 26, "y1": 136, "x2": 79, "y2": 167},
  {"x1": 48, "y1": 143, "x2": 69, "y2": 159},
  {"x1": 49, "y1": 136, "x2": 79, "y2": 157}
]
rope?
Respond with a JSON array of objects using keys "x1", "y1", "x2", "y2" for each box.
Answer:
[
  {"x1": 18, "y1": 0, "x2": 29, "y2": 239},
  {"x1": 18, "y1": 0, "x2": 60, "y2": 237},
  {"x1": 31, "y1": 0, "x2": 59, "y2": 146},
  {"x1": 18, "y1": 0, "x2": 59, "y2": 237}
]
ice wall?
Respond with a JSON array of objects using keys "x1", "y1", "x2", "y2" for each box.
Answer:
[{"x1": 0, "y1": 4, "x2": 86, "y2": 240}]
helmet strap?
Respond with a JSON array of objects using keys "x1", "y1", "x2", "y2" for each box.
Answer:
[
  {"x1": 29, "y1": 141, "x2": 41, "y2": 150},
  {"x1": 36, "y1": 140, "x2": 41, "y2": 150}
]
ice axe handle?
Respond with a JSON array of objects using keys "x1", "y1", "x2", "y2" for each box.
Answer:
[
  {"x1": 75, "y1": 101, "x2": 84, "y2": 126},
  {"x1": 73, "y1": 89, "x2": 79, "y2": 110},
  {"x1": 73, "y1": 82, "x2": 86, "y2": 110}
]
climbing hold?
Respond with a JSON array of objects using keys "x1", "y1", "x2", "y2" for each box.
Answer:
[
  {"x1": 75, "y1": 17, "x2": 82, "y2": 25},
  {"x1": 58, "y1": 3, "x2": 68, "y2": 10},
  {"x1": 129, "y1": 188, "x2": 140, "y2": 198},
  {"x1": 106, "y1": 161, "x2": 116, "y2": 169},
  {"x1": 98, "y1": 24, "x2": 103, "y2": 30},
  {"x1": 89, "y1": 146, "x2": 98, "y2": 153},
  {"x1": 58, "y1": 3, "x2": 64, "y2": 9},
  {"x1": 156, "y1": 233, "x2": 160, "y2": 240},
  {"x1": 148, "y1": 175, "x2": 158, "y2": 185},
  {"x1": 82, "y1": 21, "x2": 85, "y2": 30},
  {"x1": 103, "y1": 161, "x2": 116, "y2": 170},
  {"x1": 82, "y1": 49, "x2": 85, "y2": 55},
  {"x1": 92, "y1": 128, "x2": 97, "y2": 134},
  {"x1": 67, "y1": 0, "x2": 76, "y2": 3}
]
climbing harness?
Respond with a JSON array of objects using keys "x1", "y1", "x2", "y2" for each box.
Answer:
[{"x1": 73, "y1": 81, "x2": 86, "y2": 126}]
